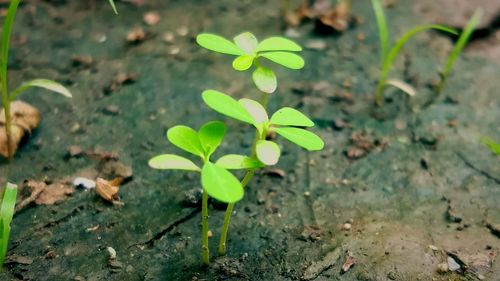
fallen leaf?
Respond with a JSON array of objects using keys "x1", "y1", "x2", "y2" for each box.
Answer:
[
  {"x1": 96, "y1": 177, "x2": 122, "y2": 204},
  {"x1": 126, "y1": 27, "x2": 146, "y2": 43},
  {"x1": 341, "y1": 251, "x2": 356, "y2": 274},
  {"x1": 35, "y1": 182, "x2": 74, "y2": 205}
]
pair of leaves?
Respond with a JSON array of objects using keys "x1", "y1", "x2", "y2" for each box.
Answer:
[
  {"x1": 196, "y1": 32, "x2": 304, "y2": 93},
  {"x1": 149, "y1": 121, "x2": 226, "y2": 171},
  {"x1": 202, "y1": 89, "x2": 324, "y2": 155},
  {"x1": 0, "y1": 183, "x2": 17, "y2": 267}
]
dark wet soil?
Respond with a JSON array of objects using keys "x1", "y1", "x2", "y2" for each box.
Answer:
[{"x1": 0, "y1": 0, "x2": 499, "y2": 280}]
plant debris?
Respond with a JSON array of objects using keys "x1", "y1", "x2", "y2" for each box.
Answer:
[
  {"x1": 104, "y1": 72, "x2": 138, "y2": 94},
  {"x1": 96, "y1": 177, "x2": 123, "y2": 205},
  {"x1": 126, "y1": 26, "x2": 147, "y2": 43},
  {"x1": 340, "y1": 251, "x2": 355, "y2": 274},
  {"x1": 0, "y1": 101, "x2": 41, "y2": 158},
  {"x1": 345, "y1": 131, "x2": 388, "y2": 159},
  {"x1": 286, "y1": 0, "x2": 356, "y2": 34}
]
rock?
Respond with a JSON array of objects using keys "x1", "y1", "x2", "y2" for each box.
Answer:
[
  {"x1": 126, "y1": 27, "x2": 146, "y2": 43},
  {"x1": 67, "y1": 145, "x2": 84, "y2": 158},
  {"x1": 183, "y1": 188, "x2": 202, "y2": 206},
  {"x1": 73, "y1": 177, "x2": 96, "y2": 189},
  {"x1": 305, "y1": 40, "x2": 327, "y2": 51},
  {"x1": 436, "y1": 262, "x2": 448, "y2": 273},
  {"x1": 302, "y1": 248, "x2": 342, "y2": 280},
  {"x1": 143, "y1": 11, "x2": 160, "y2": 25},
  {"x1": 102, "y1": 105, "x2": 120, "y2": 115},
  {"x1": 447, "y1": 256, "x2": 461, "y2": 271}
]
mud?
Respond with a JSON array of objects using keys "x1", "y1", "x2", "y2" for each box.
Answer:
[{"x1": 0, "y1": 0, "x2": 499, "y2": 280}]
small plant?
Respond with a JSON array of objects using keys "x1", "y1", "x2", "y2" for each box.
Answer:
[
  {"x1": 1, "y1": 0, "x2": 72, "y2": 160},
  {"x1": 0, "y1": 182, "x2": 17, "y2": 270},
  {"x1": 149, "y1": 32, "x2": 324, "y2": 264},
  {"x1": 437, "y1": 10, "x2": 481, "y2": 93},
  {"x1": 371, "y1": 0, "x2": 457, "y2": 106},
  {"x1": 108, "y1": 0, "x2": 118, "y2": 14},
  {"x1": 480, "y1": 136, "x2": 500, "y2": 156}
]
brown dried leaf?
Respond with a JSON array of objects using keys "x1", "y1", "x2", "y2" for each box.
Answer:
[
  {"x1": 341, "y1": 252, "x2": 356, "y2": 274},
  {"x1": 96, "y1": 177, "x2": 121, "y2": 203},
  {"x1": 126, "y1": 27, "x2": 146, "y2": 43},
  {"x1": 0, "y1": 125, "x2": 24, "y2": 158},
  {"x1": 0, "y1": 101, "x2": 41, "y2": 132},
  {"x1": 35, "y1": 182, "x2": 74, "y2": 205}
]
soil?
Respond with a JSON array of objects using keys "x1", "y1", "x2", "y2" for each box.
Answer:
[{"x1": 0, "y1": 0, "x2": 499, "y2": 280}]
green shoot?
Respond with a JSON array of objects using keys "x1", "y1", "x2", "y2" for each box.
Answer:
[
  {"x1": 480, "y1": 136, "x2": 500, "y2": 156},
  {"x1": 108, "y1": 0, "x2": 118, "y2": 14},
  {"x1": 1, "y1": 0, "x2": 72, "y2": 159},
  {"x1": 197, "y1": 32, "x2": 304, "y2": 94},
  {"x1": 371, "y1": 0, "x2": 457, "y2": 106},
  {"x1": 150, "y1": 32, "x2": 324, "y2": 264},
  {"x1": 0, "y1": 182, "x2": 17, "y2": 269},
  {"x1": 438, "y1": 9, "x2": 481, "y2": 93}
]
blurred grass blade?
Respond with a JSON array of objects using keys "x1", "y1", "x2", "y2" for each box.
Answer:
[
  {"x1": 480, "y1": 136, "x2": 500, "y2": 156},
  {"x1": 1, "y1": 0, "x2": 21, "y2": 95},
  {"x1": 386, "y1": 78, "x2": 416, "y2": 97},
  {"x1": 10, "y1": 79, "x2": 72, "y2": 100},
  {"x1": 371, "y1": 0, "x2": 389, "y2": 67},
  {"x1": 439, "y1": 9, "x2": 481, "y2": 92},
  {"x1": 108, "y1": 0, "x2": 118, "y2": 14},
  {"x1": 0, "y1": 182, "x2": 18, "y2": 268}
]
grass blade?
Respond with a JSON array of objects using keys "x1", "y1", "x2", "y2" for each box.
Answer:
[
  {"x1": 371, "y1": 0, "x2": 389, "y2": 67},
  {"x1": 0, "y1": 182, "x2": 17, "y2": 268},
  {"x1": 375, "y1": 24, "x2": 458, "y2": 105},
  {"x1": 10, "y1": 79, "x2": 72, "y2": 100},
  {"x1": 108, "y1": 0, "x2": 118, "y2": 14},
  {"x1": 438, "y1": 9, "x2": 481, "y2": 92}
]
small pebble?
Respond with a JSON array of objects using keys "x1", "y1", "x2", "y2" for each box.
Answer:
[
  {"x1": 342, "y1": 223, "x2": 352, "y2": 231},
  {"x1": 143, "y1": 11, "x2": 160, "y2": 25},
  {"x1": 207, "y1": 230, "x2": 213, "y2": 238},
  {"x1": 437, "y1": 262, "x2": 448, "y2": 273},
  {"x1": 107, "y1": 247, "x2": 117, "y2": 260},
  {"x1": 73, "y1": 177, "x2": 96, "y2": 189},
  {"x1": 447, "y1": 256, "x2": 461, "y2": 271}
]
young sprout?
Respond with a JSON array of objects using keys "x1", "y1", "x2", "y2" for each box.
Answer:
[
  {"x1": 196, "y1": 32, "x2": 304, "y2": 94},
  {"x1": 480, "y1": 136, "x2": 500, "y2": 156},
  {"x1": 150, "y1": 32, "x2": 324, "y2": 263},
  {"x1": 1, "y1": 0, "x2": 72, "y2": 160},
  {"x1": 438, "y1": 10, "x2": 481, "y2": 93},
  {"x1": 371, "y1": 0, "x2": 457, "y2": 106},
  {"x1": 108, "y1": 0, "x2": 118, "y2": 14},
  {"x1": 0, "y1": 182, "x2": 17, "y2": 270}
]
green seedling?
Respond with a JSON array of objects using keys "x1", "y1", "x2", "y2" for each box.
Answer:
[
  {"x1": 196, "y1": 32, "x2": 304, "y2": 94},
  {"x1": 1, "y1": 0, "x2": 72, "y2": 160},
  {"x1": 149, "y1": 32, "x2": 324, "y2": 264},
  {"x1": 480, "y1": 136, "x2": 500, "y2": 156},
  {"x1": 0, "y1": 182, "x2": 17, "y2": 270},
  {"x1": 108, "y1": 0, "x2": 118, "y2": 14},
  {"x1": 438, "y1": 10, "x2": 481, "y2": 93},
  {"x1": 371, "y1": 0, "x2": 457, "y2": 106}
]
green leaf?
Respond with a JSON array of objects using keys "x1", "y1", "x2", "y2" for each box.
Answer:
[
  {"x1": 167, "y1": 125, "x2": 205, "y2": 157},
  {"x1": 270, "y1": 107, "x2": 314, "y2": 127},
  {"x1": 202, "y1": 90, "x2": 254, "y2": 124},
  {"x1": 233, "y1": 32, "x2": 258, "y2": 54},
  {"x1": 232, "y1": 55, "x2": 255, "y2": 71},
  {"x1": 201, "y1": 162, "x2": 244, "y2": 203},
  {"x1": 148, "y1": 154, "x2": 200, "y2": 171},
  {"x1": 259, "y1": 52, "x2": 304, "y2": 69},
  {"x1": 10, "y1": 79, "x2": 72, "y2": 101},
  {"x1": 440, "y1": 9, "x2": 481, "y2": 91},
  {"x1": 252, "y1": 66, "x2": 277, "y2": 94},
  {"x1": 216, "y1": 154, "x2": 264, "y2": 170},
  {"x1": 198, "y1": 121, "x2": 226, "y2": 157},
  {"x1": 238, "y1": 98, "x2": 268, "y2": 124},
  {"x1": 371, "y1": 0, "x2": 389, "y2": 66},
  {"x1": 480, "y1": 136, "x2": 500, "y2": 156},
  {"x1": 196, "y1": 33, "x2": 245, "y2": 56},
  {"x1": 275, "y1": 127, "x2": 324, "y2": 151},
  {"x1": 108, "y1": 0, "x2": 118, "y2": 14},
  {"x1": 1, "y1": 0, "x2": 21, "y2": 93},
  {"x1": 256, "y1": 37, "x2": 302, "y2": 52},
  {"x1": 255, "y1": 140, "x2": 281, "y2": 165},
  {"x1": 0, "y1": 182, "x2": 17, "y2": 267}
]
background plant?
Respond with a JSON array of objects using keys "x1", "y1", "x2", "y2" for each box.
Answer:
[
  {"x1": 149, "y1": 32, "x2": 324, "y2": 264},
  {"x1": 0, "y1": 182, "x2": 17, "y2": 270},
  {"x1": 370, "y1": 0, "x2": 457, "y2": 106},
  {"x1": 1, "y1": 0, "x2": 72, "y2": 160},
  {"x1": 437, "y1": 9, "x2": 481, "y2": 93}
]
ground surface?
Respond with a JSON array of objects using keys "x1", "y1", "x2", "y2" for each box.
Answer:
[{"x1": 0, "y1": 0, "x2": 499, "y2": 280}]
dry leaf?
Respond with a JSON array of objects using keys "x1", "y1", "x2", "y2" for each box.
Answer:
[
  {"x1": 35, "y1": 182, "x2": 74, "y2": 205},
  {"x1": 0, "y1": 101, "x2": 41, "y2": 132},
  {"x1": 96, "y1": 177, "x2": 122, "y2": 204},
  {"x1": 0, "y1": 124, "x2": 24, "y2": 158},
  {"x1": 341, "y1": 252, "x2": 356, "y2": 274}
]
